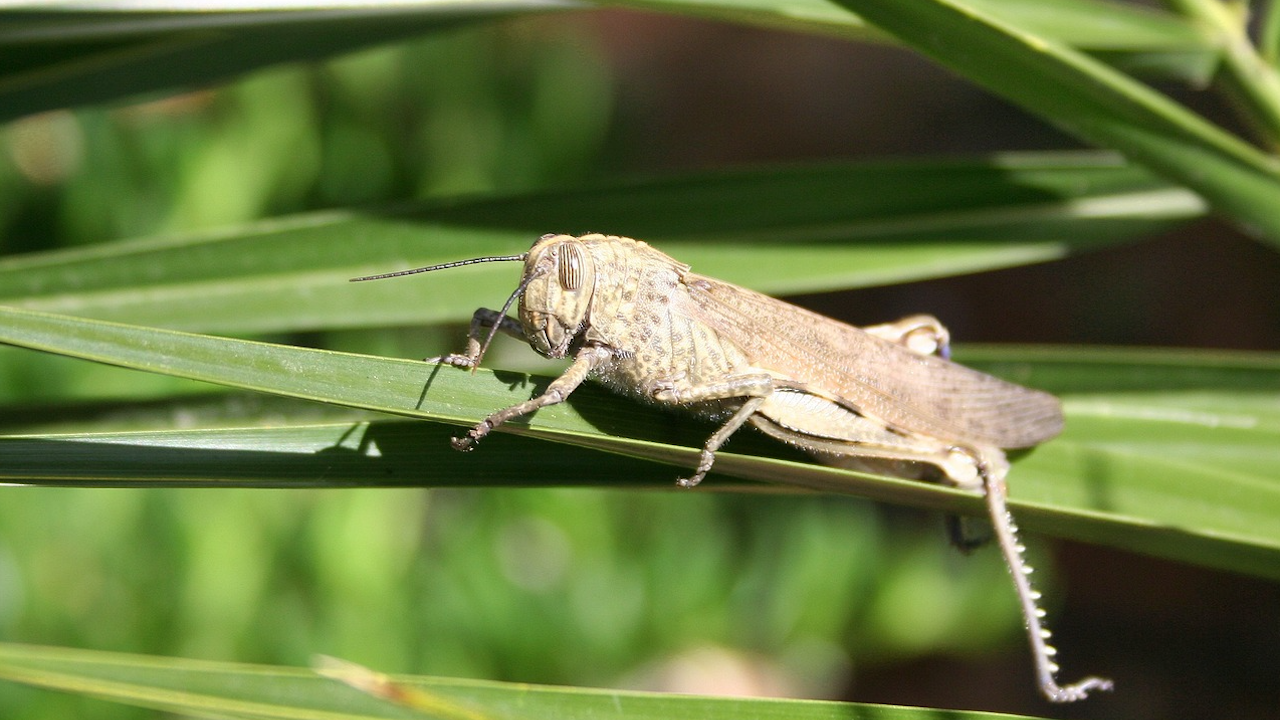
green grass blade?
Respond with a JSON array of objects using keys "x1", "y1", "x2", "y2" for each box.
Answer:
[
  {"x1": 0, "y1": 306, "x2": 1274, "y2": 577},
  {"x1": 822, "y1": 0, "x2": 1280, "y2": 247},
  {"x1": 0, "y1": 3, "x2": 551, "y2": 122},
  {"x1": 614, "y1": 0, "x2": 1190, "y2": 47},
  {"x1": 0, "y1": 643, "x2": 1044, "y2": 720},
  {"x1": 0, "y1": 0, "x2": 1219, "y2": 123},
  {"x1": 1263, "y1": 0, "x2": 1280, "y2": 66},
  {"x1": 965, "y1": 346, "x2": 1280, "y2": 579},
  {"x1": 0, "y1": 421, "x2": 694, "y2": 490},
  {"x1": 0, "y1": 391, "x2": 371, "y2": 435},
  {"x1": 962, "y1": 0, "x2": 1202, "y2": 51},
  {"x1": 0, "y1": 154, "x2": 1204, "y2": 334}
]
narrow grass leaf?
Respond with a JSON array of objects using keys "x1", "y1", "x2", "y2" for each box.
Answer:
[
  {"x1": 0, "y1": 642, "x2": 1047, "y2": 720},
  {"x1": 0, "y1": 2, "x2": 555, "y2": 122},
  {"x1": 0, "y1": 154, "x2": 1203, "y2": 334},
  {"x1": 0, "y1": 0, "x2": 1218, "y2": 123},
  {"x1": 0, "y1": 307, "x2": 1274, "y2": 576}
]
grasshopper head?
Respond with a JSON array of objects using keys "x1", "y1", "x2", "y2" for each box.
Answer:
[{"x1": 520, "y1": 234, "x2": 597, "y2": 358}]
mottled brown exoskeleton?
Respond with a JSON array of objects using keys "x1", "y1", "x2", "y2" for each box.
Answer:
[{"x1": 352, "y1": 233, "x2": 1112, "y2": 702}]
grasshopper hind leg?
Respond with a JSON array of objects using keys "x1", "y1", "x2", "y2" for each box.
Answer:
[
  {"x1": 959, "y1": 447, "x2": 1114, "y2": 702},
  {"x1": 752, "y1": 397, "x2": 1112, "y2": 702},
  {"x1": 862, "y1": 314, "x2": 951, "y2": 359},
  {"x1": 863, "y1": 316, "x2": 991, "y2": 548}
]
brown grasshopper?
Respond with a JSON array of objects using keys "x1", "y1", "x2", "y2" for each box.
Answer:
[{"x1": 352, "y1": 232, "x2": 1112, "y2": 702}]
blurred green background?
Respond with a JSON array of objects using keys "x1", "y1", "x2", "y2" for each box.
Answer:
[{"x1": 0, "y1": 9, "x2": 1277, "y2": 720}]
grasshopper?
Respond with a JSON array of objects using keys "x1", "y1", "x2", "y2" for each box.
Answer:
[{"x1": 352, "y1": 233, "x2": 1112, "y2": 702}]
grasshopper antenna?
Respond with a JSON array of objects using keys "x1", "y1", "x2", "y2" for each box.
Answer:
[
  {"x1": 472, "y1": 266, "x2": 542, "y2": 370},
  {"x1": 350, "y1": 253, "x2": 528, "y2": 283},
  {"x1": 351, "y1": 252, "x2": 539, "y2": 373}
]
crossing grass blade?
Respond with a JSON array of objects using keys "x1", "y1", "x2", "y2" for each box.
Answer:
[{"x1": 822, "y1": 0, "x2": 1280, "y2": 247}]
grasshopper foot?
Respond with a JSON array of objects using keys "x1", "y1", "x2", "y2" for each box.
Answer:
[
  {"x1": 450, "y1": 421, "x2": 492, "y2": 451},
  {"x1": 427, "y1": 353, "x2": 480, "y2": 369},
  {"x1": 675, "y1": 474, "x2": 702, "y2": 488},
  {"x1": 1044, "y1": 676, "x2": 1114, "y2": 703},
  {"x1": 675, "y1": 448, "x2": 718, "y2": 488},
  {"x1": 945, "y1": 514, "x2": 992, "y2": 553}
]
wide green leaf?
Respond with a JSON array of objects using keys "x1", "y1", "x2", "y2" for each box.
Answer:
[
  {"x1": 0, "y1": 153, "x2": 1203, "y2": 334},
  {"x1": 0, "y1": 643, "x2": 1041, "y2": 720},
  {"x1": 0, "y1": 306, "x2": 1274, "y2": 577},
  {"x1": 824, "y1": 0, "x2": 1280, "y2": 247}
]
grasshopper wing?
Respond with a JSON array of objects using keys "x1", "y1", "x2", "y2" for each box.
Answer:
[{"x1": 678, "y1": 274, "x2": 1063, "y2": 448}]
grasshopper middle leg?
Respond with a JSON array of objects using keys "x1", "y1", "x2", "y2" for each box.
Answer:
[{"x1": 645, "y1": 372, "x2": 776, "y2": 488}]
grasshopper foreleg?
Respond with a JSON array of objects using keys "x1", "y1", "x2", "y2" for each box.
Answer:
[
  {"x1": 451, "y1": 345, "x2": 611, "y2": 450},
  {"x1": 428, "y1": 308, "x2": 525, "y2": 369}
]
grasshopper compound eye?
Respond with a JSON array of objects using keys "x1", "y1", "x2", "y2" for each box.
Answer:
[{"x1": 516, "y1": 237, "x2": 596, "y2": 359}]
